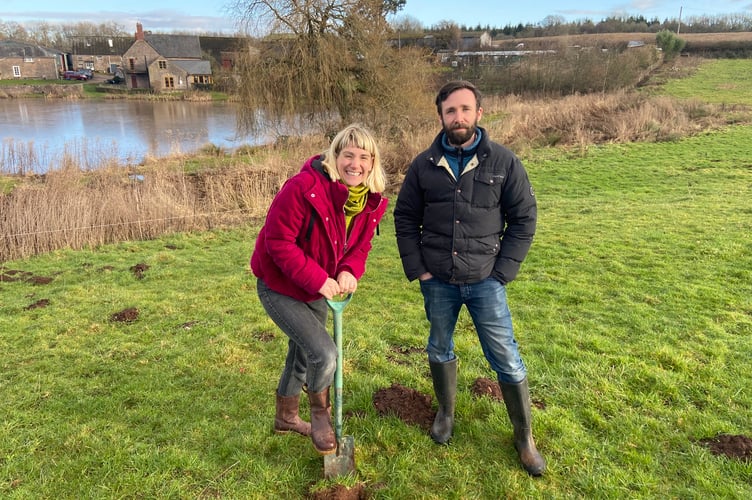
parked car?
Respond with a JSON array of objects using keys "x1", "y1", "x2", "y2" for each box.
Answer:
[
  {"x1": 79, "y1": 69, "x2": 94, "y2": 79},
  {"x1": 63, "y1": 70, "x2": 88, "y2": 81}
]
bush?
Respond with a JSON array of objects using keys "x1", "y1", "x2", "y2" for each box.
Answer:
[{"x1": 656, "y1": 30, "x2": 686, "y2": 60}]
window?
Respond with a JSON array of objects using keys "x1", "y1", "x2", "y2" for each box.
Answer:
[
  {"x1": 164, "y1": 76, "x2": 174, "y2": 88},
  {"x1": 13, "y1": 66, "x2": 21, "y2": 77},
  {"x1": 158, "y1": 60, "x2": 167, "y2": 69},
  {"x1": 129, "y1": 58, "x2": 135, "y2": 70}
]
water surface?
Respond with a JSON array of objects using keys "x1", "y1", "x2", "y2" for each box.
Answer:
[{"x1": 0, "y1": 99, "x2": 270, "y2": 173}]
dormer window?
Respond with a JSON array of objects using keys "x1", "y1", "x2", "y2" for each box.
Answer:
[{"x1": 158, "y1": 60, "x2": 167, "y2": 69}]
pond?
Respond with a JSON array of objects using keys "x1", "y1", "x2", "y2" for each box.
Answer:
[{"x1": 0, "y1": 99, "x2": 278, "y2": 174}]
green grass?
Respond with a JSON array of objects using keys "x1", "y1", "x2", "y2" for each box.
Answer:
[
  {"x1": 659, "y1": 59, "x2": 752, "y2": 105},
  {"x1": 2, "y1": 124, "x2": 751, "y2": 498},
  {"x1": 2, "y1": 60, "x2": 752, "y2": 497},
  {"x1": 0, "y1": 79, "x2": 64, "y2": 86}
]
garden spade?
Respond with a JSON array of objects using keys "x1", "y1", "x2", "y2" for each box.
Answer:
[{"x1": 323, "y1": 293, "x2": 356, "y2": 478}]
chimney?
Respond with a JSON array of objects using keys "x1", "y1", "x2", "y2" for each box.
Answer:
[{"x1": 135, "y1": 22, "x2": 144, "y2": 41}]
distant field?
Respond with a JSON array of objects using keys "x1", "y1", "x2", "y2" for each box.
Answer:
[
  {"x1": 659, "y1": 59, "x2": 752, "y2": 105},
  {"x1": 494, "y1": 31, "x2": 752, "y2": 50}
]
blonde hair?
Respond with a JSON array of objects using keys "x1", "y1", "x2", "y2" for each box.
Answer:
[{"x1": 321, "y1": 123, "x2": 386, "y2": 193}]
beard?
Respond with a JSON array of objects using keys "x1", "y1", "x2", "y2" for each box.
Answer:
[{"x1": 443, "y1": 121, "x2": 478, "y2": 147}]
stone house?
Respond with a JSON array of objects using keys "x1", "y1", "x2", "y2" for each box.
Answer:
[
  {"x1": 0, "y1": 40, "x2": 66, "y2": 80},
  {"x1": 122, "y1": 23, "x2": 212, "y2": 91},
  {"x1": 69, "y1": 36, "x2": 134, "y2": 74}
]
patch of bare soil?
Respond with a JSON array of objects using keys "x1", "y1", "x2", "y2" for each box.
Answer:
[
  {"x1": 28, "y1": 275, "x2": 54, "y2": 284},
  {"x1": 470, "y1": 377, "x2": 547, "y2": 410},
  {"x1": 470, "y1": 377, "x2": 503, "y2": 401},
  {"x1": 130, "y1": 262, "x2": 150, "y2": 279},
  {"x1": 697, "y1": 434, "x2": 752, "y2": 462},
  {"x1": 253, "y1": 331, "x2": 276, "y2": 342},
  {"x1": 0, "y1": 269, "x2": 54, "y2": 284},
  {"x1": 25, "y1": 299, "x2": 50, "y2": 310},
  {"x1": 111, "y1": 307, "x2": 139, "y2": 323},
  {"x1": 372, "y1": 383, "x2": 435, "y2": 431},
  {"x1": 308, "y1": 483, "x2": 367, "y2": 500}
]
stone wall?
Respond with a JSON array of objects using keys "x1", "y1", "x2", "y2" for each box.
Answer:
[{"x1": 0, "y1": 84, "x2": 84, "y2": 98}]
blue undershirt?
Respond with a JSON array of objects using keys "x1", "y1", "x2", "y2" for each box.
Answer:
[{"x1": 441, "y1": 129, "x2": 482, "y2": 179}]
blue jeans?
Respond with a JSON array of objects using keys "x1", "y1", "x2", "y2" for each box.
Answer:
[
  {"x1": 419, "y1": 277, "x2": 527, "y2": 384},
  {"x1": 257, "y1": 279, "x2": 336, "y2": 395}
]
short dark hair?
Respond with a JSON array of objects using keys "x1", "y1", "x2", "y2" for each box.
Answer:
[{"x1": 435, "y1": 80, "x2": 482, "y2": 115}]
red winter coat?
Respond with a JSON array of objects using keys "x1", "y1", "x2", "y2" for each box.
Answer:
[{"x1": 251, "y1": 155, "x2": 388, "y2": 302}]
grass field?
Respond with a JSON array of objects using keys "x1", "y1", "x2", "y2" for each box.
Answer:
[
  {"x1": 1, "y1": 60, "x2": 752, "y2": 498},
  {"x1": 658, "y1": 59, "x2": 752, "y2": 105}
]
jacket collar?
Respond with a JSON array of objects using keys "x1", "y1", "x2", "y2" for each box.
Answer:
[
  {"x1": 429, "y1": 126, "x2": 489, "y2": 163},
  {"x1": 308, "y1": 155, "x2": 332, "y2": 181}
]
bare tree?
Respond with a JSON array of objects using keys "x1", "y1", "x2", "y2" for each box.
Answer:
[
  {"x1": 0, "y1": 21, "x2": 29, "y2": 41},
  {"x1": 229, "y1": 0, "x2": 434, "y2": 136},
  {"x1": 0, "y1": 20, "x2": 128, "y2": 49},
  {"x1": 431, "y1": 20, "x2": 461, "y2": 51},
  {"x1": 390, "y1": 15, "x2": 424, "y2": 34}
]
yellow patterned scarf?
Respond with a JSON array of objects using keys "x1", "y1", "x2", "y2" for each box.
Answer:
[{"x1": 343, "y1": 184, "x2": 369, "y2": 231}]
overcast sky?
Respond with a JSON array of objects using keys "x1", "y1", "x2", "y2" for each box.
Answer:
[{"x1": 1, "y1": 1, "x2": 749, "y2": 33}]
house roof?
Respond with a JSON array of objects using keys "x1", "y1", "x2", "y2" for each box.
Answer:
[
  {"x1": 0, "y1": 40, "x2": 63, "y2": 58},
  {"x1": 171, "y1": 59, "x2": 212, "y2": 75},
  {"x1": 144, "y1": 34, "x2": 202, "y2": 58},
  {"x1": 71, "y1": 36, "x2": 134, "y2": 55}
]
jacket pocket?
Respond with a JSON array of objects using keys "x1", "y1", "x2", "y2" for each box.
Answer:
[{"x1": 471, "y1": 170, "x2": 504, "y2": 207}]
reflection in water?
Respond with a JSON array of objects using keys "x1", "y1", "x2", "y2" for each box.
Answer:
[{"x1": 0, "y1": 99, "x2": 275, "y2": 173}]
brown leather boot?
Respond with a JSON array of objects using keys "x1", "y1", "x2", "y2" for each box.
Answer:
[
  {"x1": 307, "y1": 387, "x2": 336, "y2": 455},
  {"x1": 274, "y1": 392, "x2": 311, "y2": 437}
]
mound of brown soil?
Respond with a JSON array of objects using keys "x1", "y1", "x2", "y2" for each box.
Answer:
[
  {"x1": 111, "y1": 307, "x2": 139, "y2": 323},
  {"x1": 372, "y1": 383, "x2": 435, "y2": 431},
  {"x1": 0, "y1": 269, "x2": 53, "y2": 284},
  {"x1": 25, "y1": 299, "x2": 50, "y2": 310},
  {"x1": 130, "y1": 262, "x2": 150, "y2": 279},
  {"x1": 470, "y1": 377, "x2": 503, "y2": 401},
  {"x1": 308, "y1": 483, "x2": 367, "y2": 500},
  {"x1": 698, "y1": 434, "x2": 752, "y2": 462}
]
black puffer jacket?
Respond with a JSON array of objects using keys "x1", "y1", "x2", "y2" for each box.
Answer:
[{"x1": 394, "y1": 128, "x2": 536, "y2": 285}]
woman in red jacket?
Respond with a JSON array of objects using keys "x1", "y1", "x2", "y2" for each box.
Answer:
[{"x1": 251, "y1": 124, "x2": 388, "y2": 455}]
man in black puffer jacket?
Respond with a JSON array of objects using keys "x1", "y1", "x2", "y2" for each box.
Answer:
[{"x1": 394, "y1": 80, "x2": 545, "y2": 476}]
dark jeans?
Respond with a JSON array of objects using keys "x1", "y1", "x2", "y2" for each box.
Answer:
[
  {"x1": 419, "y1": 276, "x2": 527, "y2": 384},
  {"x1": 257, "y1": 279, "x2": 336, "y2": 395}
]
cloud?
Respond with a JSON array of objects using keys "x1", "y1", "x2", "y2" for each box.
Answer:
[{"x1": 0, "y1": 8, "x2": 237, "y2": 33}]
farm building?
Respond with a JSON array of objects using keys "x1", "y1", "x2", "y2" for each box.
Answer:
[
  {"x1": 122, "y1": 23, "x2": 213, "y2": 91},
  {"x1": 0, "y1": 40, "x2": 66, "y2": 80}
]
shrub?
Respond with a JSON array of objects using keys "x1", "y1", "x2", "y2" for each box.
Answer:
[{"x1": 656, "y1": 30, "x2": 686, "y2": 60}]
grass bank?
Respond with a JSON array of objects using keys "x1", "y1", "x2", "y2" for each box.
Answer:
[{"x1": 1, "y1": 122, "x2": 750, "y2": 497}]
